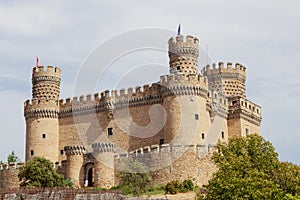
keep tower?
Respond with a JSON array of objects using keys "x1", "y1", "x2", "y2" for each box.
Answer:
[{"x1": 24, "y1": 66, "x2": 61, "y2": 162}]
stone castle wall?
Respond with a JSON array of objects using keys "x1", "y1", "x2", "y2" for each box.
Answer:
[
  {"x1": 114, "y1": 143, "x2": 217, "y2": 186},
  {"x1": 0, "y1": 163, "x2": 24, "y2": 189}
]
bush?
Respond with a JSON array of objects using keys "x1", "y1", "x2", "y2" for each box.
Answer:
[
  {"x1": 64, "y1": 179, "x2": 73, "y2": 188},
  {"x1": 183, "y1": 179, "x2": 194, "y2": 191},
  {"x1": 165, "y1": 180, "x2": 194, "y2": 194},
  {"x1": 165, "y1": 181, "x2": 177, "y2": 194},
  {"x1": 110, "y1": 185, "x2": 121, "y2": 190}
]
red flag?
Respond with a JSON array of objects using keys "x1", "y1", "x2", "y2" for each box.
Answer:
[{"x1": 36, "y1": 56, "x2": 39, "y2": 67}]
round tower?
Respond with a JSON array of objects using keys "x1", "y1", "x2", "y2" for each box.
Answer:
[
  {"x1": 161, "y1": 34, "x2": 210, "y2": 146},
  {"x1": 64, "y1": 146, "x2": 86, "y2": 187},
  {"x1": 24, "y1": 66, "x2": 61, "y2": 162},
  {"x1": 92, "y1": 142, "x2": 115, "y2": 189},
  {"x1": 168, "y1": 34, "x2": 199, "y2": 77}
]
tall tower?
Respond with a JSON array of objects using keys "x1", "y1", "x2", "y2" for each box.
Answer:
[
  {"x1": 162, "y1": 34, "x2": 210, "y2": 145},
  {"x1": 24, "y1": 66, "x2": 61, "y2": 162}
]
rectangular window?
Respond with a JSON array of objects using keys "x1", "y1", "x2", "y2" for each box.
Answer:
[
  {"x1": 195, "y1": 114, "x2": 199, "y2": 120},
  {"x1": 108, "y1": 127, "x2": 113, "y2": 136},
  {"x1": 221, "y1": 131, "x2": 224, "y2": 139},
  {"x1": 201, "y1": 133, "x2": 205, "y2": 139},
  {"x1": 30, "y1": 150, "x2": 34, "y2": 156},
  {"x1": 160, "y1": 139, "x2": 164, "y2": 145},
  {"x1": 60, "y1": 150, "x2": 64, "y2": 155},
  {"x1": 42, "y1": 134, "x2": 46, "y2": 139}
]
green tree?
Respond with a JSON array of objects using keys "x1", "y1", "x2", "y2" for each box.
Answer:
[
  {"x1": 18, "y1": 157, "x2": 65, "y2": 188},
  {"x1": 275, "y1": 162, "x2": 300, "y2": 197},
  {"x1": 7, "y1": 150, "x2": 19, "y2": 163},
  {"x1": 118, "y1": 159, "x2": 153, "y2": 196},
  {"x1": 206, "y1": 134, "x2": 300, "y2": 199}
]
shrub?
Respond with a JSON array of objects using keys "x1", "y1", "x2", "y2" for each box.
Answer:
[
  {"x1": 165, "y1": 180, "x2": 195, "y2": 194},
  {"x1": 183, "y1": 179, "x2": 194, "y2": 191},
  {"x1": 165, "y1": 181, "x2": 177, "y2": 194}
]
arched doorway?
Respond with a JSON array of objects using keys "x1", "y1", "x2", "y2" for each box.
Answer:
[
  {"x1": 84, "y1": 163, "x2": 94, "y2": 187},
  {"x1": 87, "y1": 167, "x2": 93, "y2": 187}
]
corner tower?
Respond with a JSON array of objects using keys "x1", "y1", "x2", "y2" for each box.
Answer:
[
  {"x1": 24, "y1": 66, "x2": 61, "y2": 162},
  {"x1": 202, "y1": 62, "x2": 246, "y2": 98}
]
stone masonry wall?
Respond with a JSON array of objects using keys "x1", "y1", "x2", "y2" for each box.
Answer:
[
  {"x1": 114, "y1": 144, "x2": 217, "y2": 187},
  {"x1": 0, "y1": 163, "x2": 23, "y2": 189}
]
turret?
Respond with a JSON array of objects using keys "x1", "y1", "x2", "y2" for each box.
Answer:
[
  {"x1": 201, "y1": 62, "x2": 246, "y2": 98},
  {"x1": 64, "y1": 146, "x2": 86, "y2": 187},
  {"x1": 168, "y1": 35, "x2": 199, "y2": 78},
  {"x1": 92, "y1": 142, "x2": 115, "y2": 189},
  {"x1": 24, "y1": 65, "x2": 61, "y2": 162}
]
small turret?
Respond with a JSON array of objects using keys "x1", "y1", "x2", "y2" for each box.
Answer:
[
  {"x1": 64, "y1": 146, "x2": 86, "y2": 187},
  {"x1": 168, "y1": 34, "x2": 199, "y2": 78},
  {"x1": 92, "y1": 142, "x2": 115, "y2": 189},
  {"x1": 201, "y1": 62, "x2": 246, "y2": 98}
]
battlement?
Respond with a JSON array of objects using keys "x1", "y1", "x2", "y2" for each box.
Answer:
[
  {"x1": 115, "y1": 143, "x2": 215, "y2": 160},
  {"x1": 228, "y1": 96, "x2": 261, "y2": 118},
  {"x1": 0, "y1": 162, "x2": 24, "y2": 170},
  {"x1": 160, "y1": 73, "x2": 207, "y2": 87},
  {"x1": 60, "y1": 83, "x2": 161, "y2": 107},
  {"x1": 24, "y1": 98, "x2": 59, "y2": 119},
  {"x1": 168, "y1": 35, "x2": 199, "y2": 52},
  {"x1": 201, "y1": 62, "x2": 246, "y2": 77},
  {"x1": 32, "y1": 66, "x2": 61, "y2": 78},
  {"x1": 64, "y1": 146, "x2": 86, "y2": 155},
  {"x1": 24, "y1": 99, "x2": 59, "y2": 109},
  {"x1": 92, "y1": 142, "x2": 115, "y2": 153}
]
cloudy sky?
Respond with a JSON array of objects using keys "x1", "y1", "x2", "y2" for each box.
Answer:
[{"x1": 0, "y1": 0, "x2": 299, "y2": 164}]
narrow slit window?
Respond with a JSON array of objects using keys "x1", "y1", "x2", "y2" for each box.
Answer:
[
  {"x1": 30, "y1": 150, "x2": 34, "y2": 156},
  {"x1": 201, "y1": 133, "x2": 205, "y2": 139},
  {"x1": 195, "y1": 114, "x2": 199, "y2": 120},
  {"x1": 42, "y1": 134, "x2": 46, "y2": 139}
]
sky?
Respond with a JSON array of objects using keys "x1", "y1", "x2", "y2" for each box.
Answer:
[{"x1": 0, "y1": 0, "x2": 299, "y2": 164}]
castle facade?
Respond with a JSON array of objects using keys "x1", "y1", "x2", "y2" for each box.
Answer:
[{"x1": 1, "y1": 33, "x2": 262, "y2": 189}]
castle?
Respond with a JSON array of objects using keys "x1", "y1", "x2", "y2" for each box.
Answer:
[{"x1": 0, "y1": 33, "x2": 262, "y2": 189}]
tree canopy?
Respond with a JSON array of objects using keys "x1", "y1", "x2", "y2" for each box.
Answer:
[
  {"x1": 7, "y1": 150, "x2": 19, "y2": 163},
  {"x1": 205, "y1": 134, "x2": 300, "y2": 200},
  {"x1": 18, "y1": 157, "x2": 65, "y2": 188},
  {"x1": 118, "y1": 159, "x2": 153, "y2": 196}
]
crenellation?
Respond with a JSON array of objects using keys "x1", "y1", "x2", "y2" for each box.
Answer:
[
  {"x1": 127, "y1": 87, "x2": 133, "y2": 96},
  {"x1": 64, "y1": 146, "x2": 86, "y2": 155},
  {"x1": 201, "y1": 62, "x2": 246, "y2": 76},
  {"x1": 160, "y1": 144, "x2": 170, "y2": 152},
  {"x1": 0, "y1": 162, "x2": 24, "y2": 171},
  {"x1": 32, "y1": 66, "x2": 61, "y2": 78},
  {"x1": 92, "y1": 142, "x2": 115, "y2": 153},
  {"x1": 24, "y1": 98, "x2": 58, "y2": 108}
]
